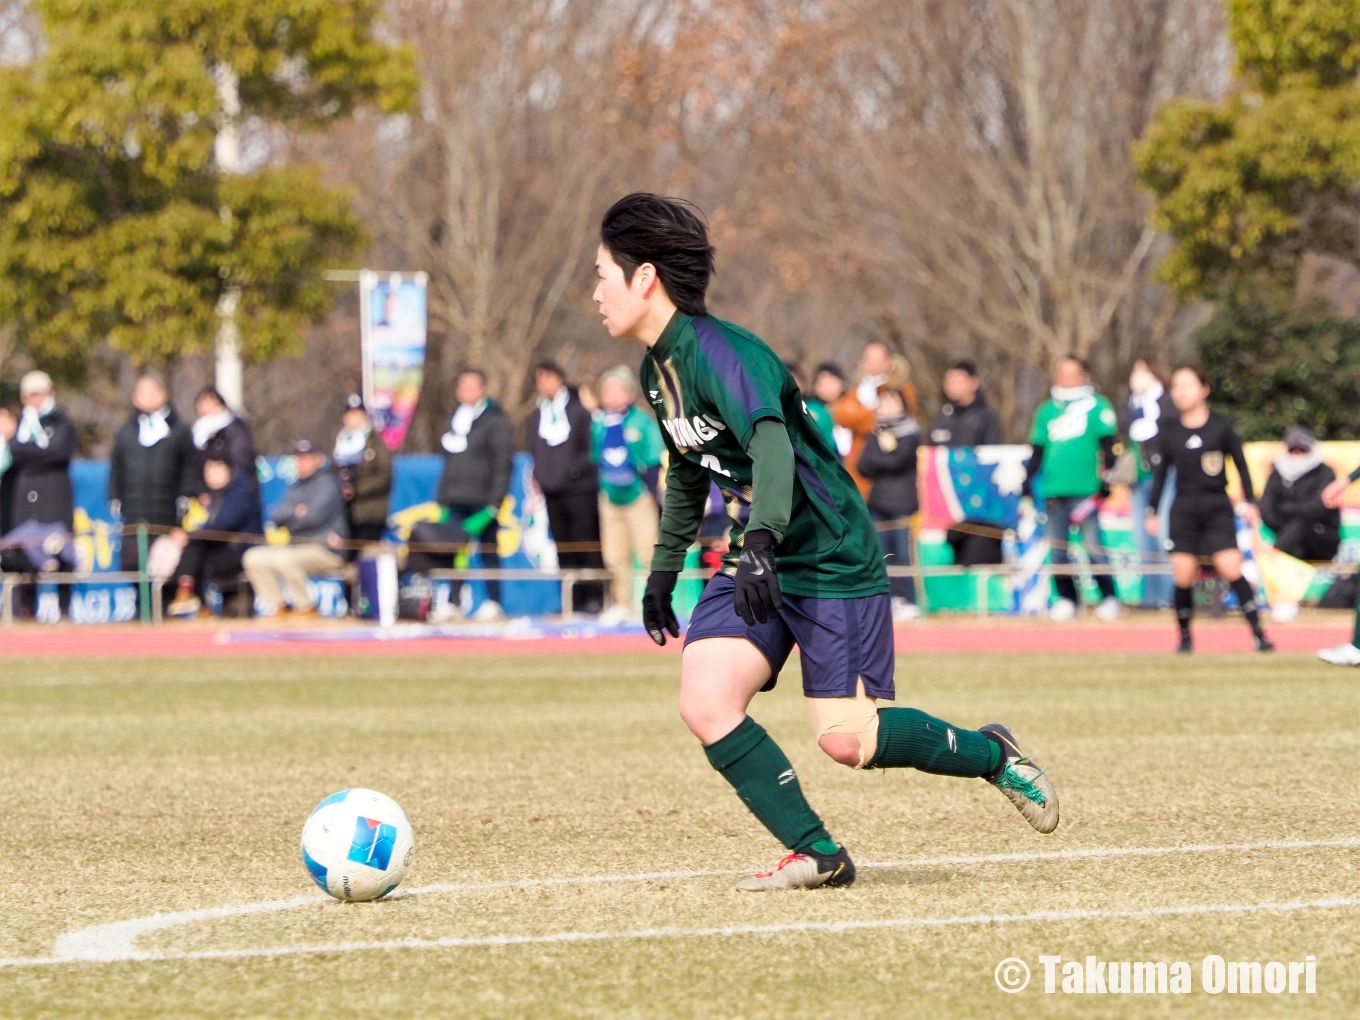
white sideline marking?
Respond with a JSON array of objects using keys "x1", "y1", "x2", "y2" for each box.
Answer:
[
  {"x1": 4, "y1": 837, "x2": 1353, "y2": 969},
  {"x1": 6, "y1": 898, "x2": 1358, "y2": 968}
]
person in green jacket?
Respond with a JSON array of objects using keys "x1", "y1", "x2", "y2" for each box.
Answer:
[{"x1": 591, "y1": 365, "x2": 664, "y2": 625}]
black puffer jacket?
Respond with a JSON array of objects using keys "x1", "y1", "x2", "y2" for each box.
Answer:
[
  {"x1": 856, "y1": 424, "x2": 921, "y2": 518},
  {"x1": 528, "y1": 387, "x2": 597, "y2": 497},
  {"x1": 437, "y1": 402, "x2": 514, "y2": 509},
  {"x1": 109, "y1": 408, "x2": 198, "y2": 528},
  {"x1": 194, "y1": 415, "x2": 258, "y2": 494},
  {"x1": 1260, "y1": 461, "x2": 1341, "y2": 546},
  {"x1": 927, "y1": 395, "x2": 1003, "y2": 446},
  {"x1": 6, "y1": 405, "x2": 77, "y2": 529}
]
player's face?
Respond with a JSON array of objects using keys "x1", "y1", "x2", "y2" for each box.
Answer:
[
  {"x1": 1170, "y1": 369, "x2": 1209, "y2": 411},
  {"x1": 594, "y1": 245, "x2": 651, "y2": 340}
]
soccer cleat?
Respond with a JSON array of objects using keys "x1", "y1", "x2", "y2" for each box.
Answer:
[
  {"x1": 1318, "y1": 642, "x2": 1360, "y2": 666},
  {"x1": 1176, "y1": 633, "x2": 1193, "y2": 654},
  {"x1": 978, "y1": 723, "x2": 1059, "y2": 834},
  {"x1": 1253, "y1": 633, "x2": 1275, "y2": 653},
  {"x1": 736, "y1": 845, "x2": 856, "y2": 891}
]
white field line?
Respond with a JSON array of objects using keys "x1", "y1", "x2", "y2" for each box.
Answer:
[
  {"x1": 6, "y1": 898, "x2": 1359, "y2": 969},
  {"x1": 0, "y1": 837, "x2": 1347, "y2": 969}
]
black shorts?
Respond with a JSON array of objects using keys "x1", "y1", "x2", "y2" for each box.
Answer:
[
  {"x1": 683, "y1": 573, "x2": 896, "y2": 699},
  {"x1": 1168, "y1": 496, "x2": 1239, "y2": 557}
]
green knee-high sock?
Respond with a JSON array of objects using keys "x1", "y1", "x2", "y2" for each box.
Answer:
[
  {"x1": 704, "y1": 716, "x2": 833, "y2": 851},
  {"x1": 868, "y1": 708, "x2": 1000, "y2": 777},
  {"x1": 1352, "y1": 580, "x2": 1359, "y2": 646}
]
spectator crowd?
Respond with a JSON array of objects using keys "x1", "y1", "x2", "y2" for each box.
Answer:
[{"x1": 0, "y1": 341, "x2": 1353, "y2": 625}]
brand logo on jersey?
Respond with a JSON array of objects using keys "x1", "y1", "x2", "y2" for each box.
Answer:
[
  {"x1": 1201, "y1": 451, "x2": 1224, "y2": 476},
  {"x1": 1186, "y1": 434, "x2": 1203, "y2": 449},
  {"x1": 661, "y1": 413, "x2": 727, "y2": 448}
]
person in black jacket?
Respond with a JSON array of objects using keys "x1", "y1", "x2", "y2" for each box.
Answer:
[
  {"x1": 165, "y1": 445, "x2": 264, "y2": 617},
  {"x1": 1260, "y1": 427, "x2": 1341, "y2": 562},
  {"x1": 529, "y1": 360, "x2": 604, "y2": 614},
  {"x1": 926, "y1": 360, "x2": 1006, "y2": 568},
  {"x1": 109, "y1": 375, "x2": 198, "y2": 573},
  {"x1": 0, "y1": 372, "x2": 78, "y2": 616},
  {"x1": 857, "y1": 388, "x2": 921, "y2": 620},
  {"x1": 408, "y1": 369, "x2": 514, "y2": 620},
  {"x1": 191, "y1": 387, "x2": 258, "y2": 494},
  {"x1": 333, "y1": 394, "x2": 393, "y2": 546},
  {"x1": 3, "y1": 371, "x2": 76, "y2": 532}
]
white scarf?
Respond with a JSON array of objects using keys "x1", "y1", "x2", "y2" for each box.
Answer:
[
  {"x1": 537, "y1": 388, "x2": 571, "y2": 447},
  {"x1": 1274, "y1": 447, "x2": 1324, "y2": 485},
  {"x1": 441, "y1": 399, "x2": 487, "y2": 454},
  {"x1": 1127, "y1": 381, "x2": 1164, "y2": 444},
  {"x1": 1050, "y1": 384, "x2": 1094, "y2": 404},
  {"x1": 856, "y1": 374, "x2": 886, "y2": 411},
  {"x1": 192, "y1": 408, "x2": 234, "y2": 450},
  {"x1": 137, "y1": 405, "x2": 172, "y2": 447},
  {"x1": 16, "y1": 397, "x2": 55, "y2": 448},
  {"x1": 333, "y1": 426, "x2": 370, "y2": 466}
]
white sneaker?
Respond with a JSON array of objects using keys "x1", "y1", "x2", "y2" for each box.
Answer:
[
  {"x1": 470, "y1": 599, "x2": 504, "y2": 622},
  {"x1": 596, "y1": 604, "x2": 631, "y2": 627},
  {"x1": 1047, "y1": 598, "x2": 1077, "y2": 622},
  {"x1": 428, "y1": 601, "x2": 463, "y2": 624},
  {"x1": 1271, "y1": 602, "x2": 1300, "y2": 623},
  {"x1": 1317, "y1": 642, "x2": 1360, "y2": 667},
  {"x1": 890, "y1": 598, "x2": 921, "y2": 622},
  {"x1": 1094, "y1": 596, "x2": 1121, "y2": 622}
]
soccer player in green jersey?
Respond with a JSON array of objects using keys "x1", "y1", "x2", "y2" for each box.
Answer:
[{"x1": 592, "y1": 193, "x2": 1060, "y2": 891}]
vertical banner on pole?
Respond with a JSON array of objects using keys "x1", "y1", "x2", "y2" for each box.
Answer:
[{"x1": 359, "y1": 269, "x2": 428, "y2": 451}]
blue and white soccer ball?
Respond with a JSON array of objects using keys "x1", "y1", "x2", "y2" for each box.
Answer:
[{"x1": 301, "y1": 789, "x2": 415, "y2": 901}]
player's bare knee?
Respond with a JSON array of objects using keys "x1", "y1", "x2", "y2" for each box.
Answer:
[{"x1": 818, "y1": 732, "x2": 863, "y2": 768}]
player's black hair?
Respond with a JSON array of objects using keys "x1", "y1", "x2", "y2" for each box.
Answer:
[
  {"x1": 534, "y1": 360, "x2": 565, "y2": 380},
  {"x1": 1172, "y1": 363, "x2": 1211, "y2": 388},
  {"x1": 813, "y1": 362, "x2": 845, "y2": 381},
  {"x1": 600, "y1": 193, "x2": 715, "y2": 316},
  {"x1": 946, "y1": 359, "x2": 979, "y2": 377},
  {"x1": 457, "y1": 368, "x2": 487, "y2": 385}
]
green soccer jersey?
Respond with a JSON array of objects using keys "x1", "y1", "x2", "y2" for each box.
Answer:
[
  {"x1": 1027, "y1": 390, "x2": 1118, "y2": 498},
  {"x1": 642, "y1": 311, "x2": 888, "y2": 599}
]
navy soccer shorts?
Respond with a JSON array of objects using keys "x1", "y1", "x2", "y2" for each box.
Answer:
[{"x1": 683, "y1": 572, "x2": 896, "y2": 700}]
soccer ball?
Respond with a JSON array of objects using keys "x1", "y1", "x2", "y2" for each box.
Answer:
[{"x1": 301, "y1": 788, "x2": 415, "y2": 901}]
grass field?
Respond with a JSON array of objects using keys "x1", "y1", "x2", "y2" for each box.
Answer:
[{"x1": 0, "y1": 650, "x2": 1356, "y2": 1018}]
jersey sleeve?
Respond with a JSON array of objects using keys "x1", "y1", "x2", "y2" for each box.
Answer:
[
  {"x1": 651, "y1": 435, "x2": 711, "y2": 572},
  {"x1": 691, "y1": 318, "x2": 786, "y2": 448}
]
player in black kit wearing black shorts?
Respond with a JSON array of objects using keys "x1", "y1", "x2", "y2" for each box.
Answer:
[{"x1": 1147, "y1": 365, "x2": 1273, "y2": 654}]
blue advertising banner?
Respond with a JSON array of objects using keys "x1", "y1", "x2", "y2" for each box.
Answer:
[{"x1": 60, "y1": 452, "x2": 562, "y2": 622}]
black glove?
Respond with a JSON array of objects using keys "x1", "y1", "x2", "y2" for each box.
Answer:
[
  {"x1": 642, "y1": 569, "x2": 680, "y2": 646},
  {"x1": 733, "y1": 529, "x2": 782, "y2": 626}
]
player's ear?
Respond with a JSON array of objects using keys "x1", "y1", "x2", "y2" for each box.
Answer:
[{"x1": 633, "y1": 262, "x2": 657, "y2": 298}]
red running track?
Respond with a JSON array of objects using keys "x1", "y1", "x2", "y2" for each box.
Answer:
[{"x1": 0, "y1": 619, "x2": 1348, "y2": 658}]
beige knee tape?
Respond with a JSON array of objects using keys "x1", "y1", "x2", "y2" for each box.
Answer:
[{"x1": 806, "y1": 677, "x2": 880, "y2": 769}]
